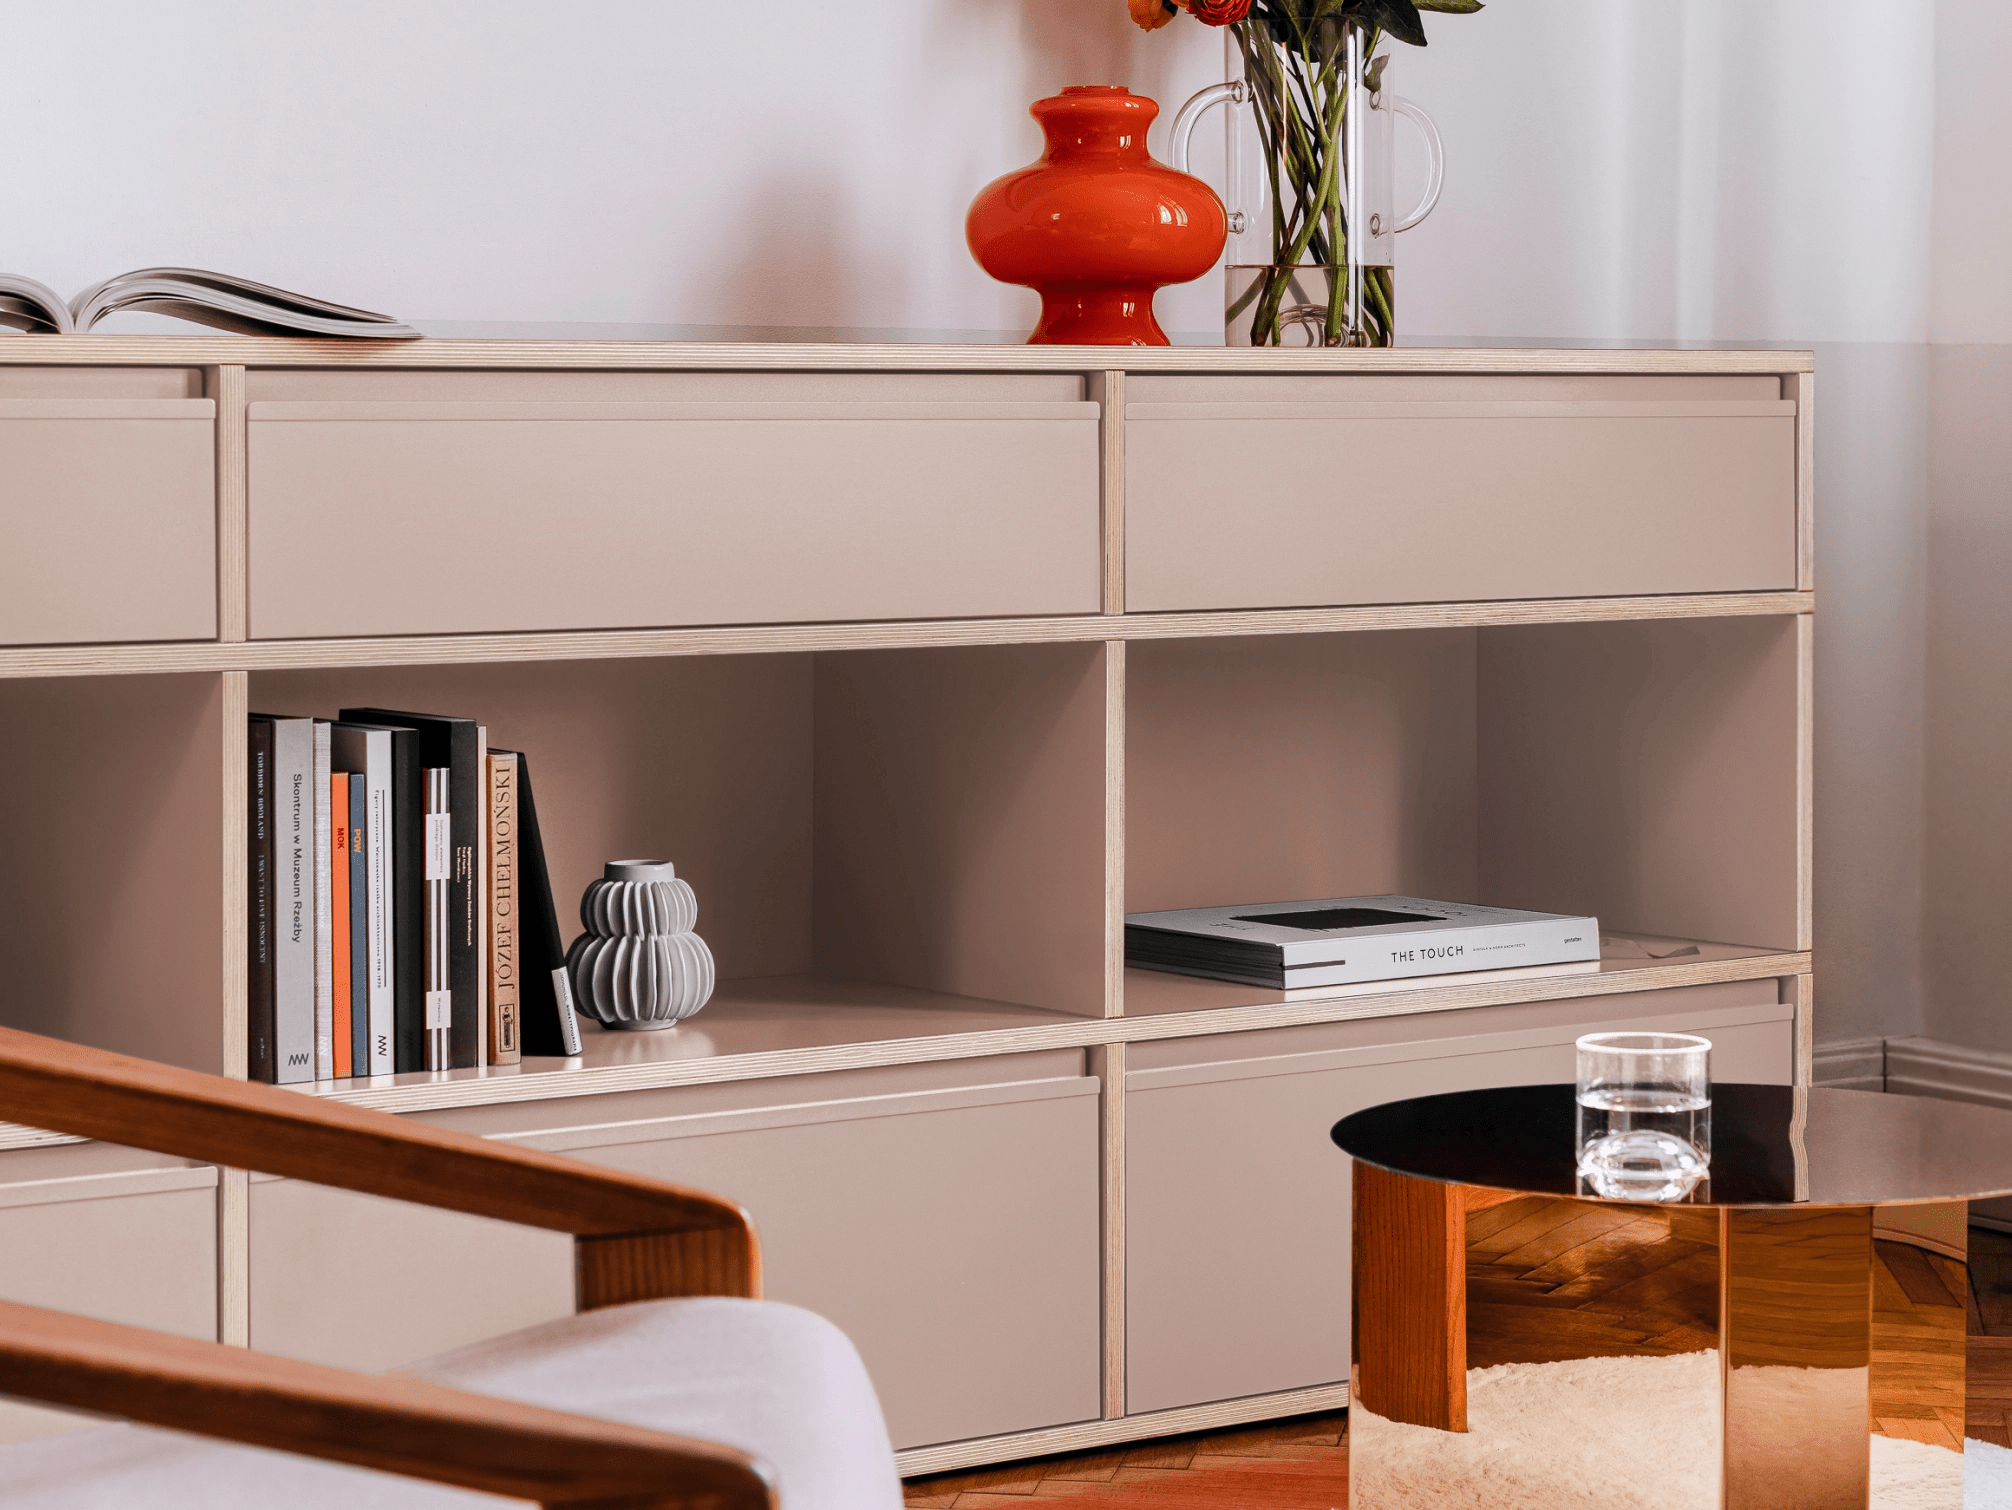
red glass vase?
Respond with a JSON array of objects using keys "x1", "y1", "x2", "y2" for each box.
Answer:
[{"x1": 966, "y1": 86, "x2": 1228, "y2": 346}]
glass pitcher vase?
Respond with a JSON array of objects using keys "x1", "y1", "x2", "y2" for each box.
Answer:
[{"x1": 1173, "y1": 18, "x2": 1443, "y2": 347}]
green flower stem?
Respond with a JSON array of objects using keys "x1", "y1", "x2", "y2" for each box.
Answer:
[{"x1": 1232, "y1": 17, "x2": 1396, "y2": 347}]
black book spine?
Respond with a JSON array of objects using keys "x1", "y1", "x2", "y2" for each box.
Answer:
[
  {"x1": 247, "y1": 718, "x2": 276, "y2": 1083},
  {"x1": 386, "y1": 728, "x2": 425, "y2": 1074},
  {"x1": 341, "y1": 709, "x2": 482, "y2": 1069},
  {"x1": 445, "y1": 721, "x2": 480, "y2": 1069},
  {"x1": 511, "y1": 752, "x2": 581, "y2": 1057}
]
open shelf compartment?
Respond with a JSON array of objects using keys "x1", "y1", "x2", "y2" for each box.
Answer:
[
  {"x1": 1124, "y1": 614, "x2": 1807, "y2": 1014},
  {"x1": 250, "y1": 638, "x2": 1110, "y2": 1097}
]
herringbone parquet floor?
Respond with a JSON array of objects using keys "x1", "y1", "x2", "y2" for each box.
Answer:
[
  {"x1": 902, "y1": 1414, "x2": 1349, "y2": 1509},
  {"x1": 904, "y1": 1211, "x2": 2012, "y2": 1508}
]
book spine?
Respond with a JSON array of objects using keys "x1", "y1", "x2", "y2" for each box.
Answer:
[
  {"x1": 511, "y1": 750, "x2": 583, "y2": 1058},
  {"x1": 1279, "y1": 918, "x2": 1600, "y2": 986},
  {"x1": 389, "y1": 731, "x2": 424, "y2": 1074},
  {"x1": 311, "y1": 720, "x2": 333, "y2": 1080},
  {"x1": 447, "y1": 723, "x2": 481, "y2": 1069},
  {"x1": 348, "y1": 773, "x2": 369, "y2": 1078},
  {"x1": 330, "y1": 773, "x2": 351, "y2": 1079},
  {"x1": 486, "y1": 752, "x2": 521, "y2": 1064},
  {"x1": 425, "y1": 766, "x2": 452, "y2": 1071},
  {"x1": 475, "y1": 725, "x2": 489, "y2": 1068},
  {"x1": 1274, "y1": 913, "x2": 1597, "y2": 968},
  {"x1": 270, "y1": 719, "x2": 315, "y2": 1084},
  {"x1": 247, "y1": 719, "x2": 276, "y2": 1083}
]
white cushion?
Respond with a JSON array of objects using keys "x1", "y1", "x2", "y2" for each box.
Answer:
[{"x1": 0, "y1": 1298, "x2": 903, "y2": 1510}]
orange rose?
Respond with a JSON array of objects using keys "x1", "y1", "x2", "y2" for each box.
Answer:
[
  {"x1": 1187, "y1": 0, "x2": 1252, "y2": 20},
  {"x1": 1127, "y1": 0, "x2": 1177, "y2": 30}
]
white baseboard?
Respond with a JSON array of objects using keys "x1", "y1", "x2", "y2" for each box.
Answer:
[
  {"x1": 1883, "y1": 1035, "x2": 2012, "y2": 1112},
  {"x1": 1849, "y1": 1035, "x2": 2012, "y2": 1232},
  {"x1": 1812, "y1": 1035, "x2": 1885, "y2": 1091}
]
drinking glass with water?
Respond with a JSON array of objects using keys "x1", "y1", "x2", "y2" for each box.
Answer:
[{"x1": 1575, "y1": 1032, "x2": 1711, "y2": 1201}]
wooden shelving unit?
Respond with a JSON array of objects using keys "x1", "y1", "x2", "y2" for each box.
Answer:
[{"x1": 0, "y1": 337, "x2": 1814, "y2": 1471}]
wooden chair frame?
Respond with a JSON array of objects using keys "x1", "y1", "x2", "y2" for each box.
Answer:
[{"x1": 0, "y1": 1026, "x2": 775, "y2": 1509}]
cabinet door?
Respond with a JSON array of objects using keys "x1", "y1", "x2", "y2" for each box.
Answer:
[
  {"x1": 545, "y1": 1074, "x2": 1103, "y2": 1450},
  {"x1": 0, "y1": 392, "x2": 215, "y2": 645},
  {"x1": 0, "y1": 1143, "x2": 218, "y2": 1442},
  {"x1": 1124, "y1": 374, "x2": 1796, "y2": 612},
  {"x1": 251, "y1": 1056, "x2": 1103, "y2": 1453},
  {"x1": 247, "y1": 382, "x2": 1101, "y2": 637},
  {"x1": 1122, "y1": 982, "x2": 1791, "y2": 1415}
]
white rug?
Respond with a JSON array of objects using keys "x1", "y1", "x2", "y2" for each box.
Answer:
[{"x1": 1348, "y1": 1350, "x2": 2012, "y2": 1509}]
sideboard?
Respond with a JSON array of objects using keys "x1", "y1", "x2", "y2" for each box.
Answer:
[{"x1": 0, "y1": 338, "x2": 1812, "y2": 1472}]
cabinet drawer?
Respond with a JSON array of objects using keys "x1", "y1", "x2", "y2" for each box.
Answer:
[
  {"x1": 0, "y1": 1142, "x2": 218, "y2": 1443},
  {"x1": 247, "y1": 396, "x2": 1102, "y2": 637},
  {"x1": 1122, "y1": 982, "x2": 1790, "y2": 1416},
  {"x1": 1124, "y1": 376, "x2": 1797, "y2": 612},
  {"x1": 0, "y1": 400, "x2": 216, "y2": 645},
  {"x1": 251, "y1": 1052, "x2": 1102, "y2": 1452}
]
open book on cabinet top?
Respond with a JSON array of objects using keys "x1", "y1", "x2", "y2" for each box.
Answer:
[{"x1": 0, "y1": 268, "x2": 418, "y2": 338}]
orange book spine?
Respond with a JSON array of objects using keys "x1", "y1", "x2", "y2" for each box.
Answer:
[{"x1": 330, "y1": 773, "x2": 353, "y2": 1079}]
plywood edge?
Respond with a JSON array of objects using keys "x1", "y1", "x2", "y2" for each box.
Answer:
[
  {"x1": 202, "y1": 949, "x2": 1813, "y2": 1119},
  {"x1": 217, "y1": 1164, "x2": 248, "y2": 1347},
  {"x1": 219, "y1": 670, "x2": 248, "y2": 1081},
  {"x1": 206, "y1": 367, "x2": 248, "y2": 643},
  {"x1": 1785, "y1": 974, "x2": 1814, "y2": 1088},
  {"x1": 1796, "y1": 614, "x2": 1815, "y2": 953},
  {"x1": 1784, "y1": 369, "x2": 1815, "y2": 592},
  {"x1": 1087, "y1": 1043, "x2": 1126, "y2": 1420},
  {"x1": 1089, "y1": 370, "x2": 1125, "y2": 615},
  {"x1": 1103, "y1": 641, "x2": 1126, "y2": 1019},
  {"x1": 893, "y1": 1380, "x2": 1351, "y2": 1476},
  {"x1": 0, "y1": 593, "x2": 1818, "y2": 680},
  {"x1": 0, "y1": 336, "x2": 1818, "y2": 374}
]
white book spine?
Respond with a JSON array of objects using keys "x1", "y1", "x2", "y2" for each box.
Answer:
[
  {"x1": 270, "y1": 719, "x2": 315, "y2": 1084},
  {"x1": 353, "y1": 728, "x2": 396, "y2": 1077},
  {"x1": 311, "y1": 721, "x2": 333, "y2": 1081},
  {"x1": 1278, "y1": 917, "x2": 1597, "y2": 986},
  {"x1": 425, "y1": 767, "x2": 452, "y2": 1072}
]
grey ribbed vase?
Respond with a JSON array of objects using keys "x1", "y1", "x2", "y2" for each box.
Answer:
[{"x1": 564, "y1": 859, "x2": 715, "y2": 1031}]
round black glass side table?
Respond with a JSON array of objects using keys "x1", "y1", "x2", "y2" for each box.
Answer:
[{"x1": 1332, "y1": 1084, "x2": 2012, "y2": 1510}]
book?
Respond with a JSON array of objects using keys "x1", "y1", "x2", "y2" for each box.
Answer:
[
  {"x1": 425, "y1": 767, "x2": 452, "y2": 1070},
  {"x1": 330, "y1": 774, "x2": 352, "y2": 1080},
  {"x1": 486, "y1": 751, "x2": 522, "y2": 1065},
  {"x1": 331, "y1": 721, "x2": 415, "y2": 1075},
  {"x1": 0, "y1": 269, "x2": 419, "y2": 338},
  {"x1": 312, "y1": 721, "x2": 333, "y2": 1081},
  {"x1": 475, "y1": 725, "x2": 489, "y2": 1068},
  {"x1": 1124, "y1": 895, "x2": 1601, "y2": 990},
  {"x1": 341, "y1": 708, "x2": 483, "y2": 1070},
  {"x1": 257, "y1": 714, "x2": 317, "y2": 1084},
  {"x1": 504, "y1": 750, "x2": 583, "y2": 1058},
  {"x1": 347, "y1": 772, "x2": 370, "y2": 1078},
  {"x1": 246, "y1": 718, "x2": 276, "y2": 1084}
]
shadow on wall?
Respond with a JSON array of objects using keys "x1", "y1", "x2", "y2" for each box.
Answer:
[
  {"x1": 670, "y1": 168, "x2": 871, "y2": 329},
  {"x1": 673, "y1": 1, "x2": 1220, "y2": 332},
  {"x1": 1012, "y1": 0, "x2": 1212, "y2": 106}
]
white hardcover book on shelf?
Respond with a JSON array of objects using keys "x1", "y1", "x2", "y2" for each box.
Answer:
[
  {"x1": 1125, "y1": 895, "x2": 1600, "y2": 990},
  {"x1": 264, "y1": 716, "x2": 317, "y2": 1083},
  {"x1": 331, "y1": 724, "x2": 396, "y2": 1077}
]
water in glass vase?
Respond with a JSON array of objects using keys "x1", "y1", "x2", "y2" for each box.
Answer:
[{"x1": 1576, "y1": 1089, "x2": 1711, "y2": 1202}]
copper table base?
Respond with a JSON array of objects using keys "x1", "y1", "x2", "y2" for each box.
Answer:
[{"x1": 1334, "y1": 1086, "x2": 2010, "y2": 1510}]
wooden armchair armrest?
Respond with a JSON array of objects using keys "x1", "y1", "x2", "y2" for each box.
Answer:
[
  {"x1": 0, "y1": 1297, "x2": 770, "y2": 1508},
  {"x1": 0, "y1": 1027, "x2": 759, "y2": 1307}
]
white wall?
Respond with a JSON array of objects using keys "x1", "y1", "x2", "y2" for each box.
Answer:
[
  {"x1": 1922, "y1": 0, "x2": 2012, "y2": 1052},
  {"x1": 6, "y1": 0, "x2": 1998, "y2": 1050}
]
